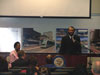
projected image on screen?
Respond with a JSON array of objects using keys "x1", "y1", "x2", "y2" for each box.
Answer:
[
  {"x1": 90, "y1": 29, "x2": 100, "y2": 54},
  {"x1": 0, "y1": 28, "x2": 21, "y2": 52},
  {"x1": 22, "y1": 28, "x2": 56, "y2": 53},
  {"x1": 56, "y1": 28, "x2": 89, "y2": 54}
]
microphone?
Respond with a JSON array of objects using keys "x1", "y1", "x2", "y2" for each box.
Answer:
[{"x1": 83, "y1": 45, "x2": 94, "y2": 54}]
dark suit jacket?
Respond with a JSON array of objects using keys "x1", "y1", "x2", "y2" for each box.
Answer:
[{"x1": 59, "y1": 34, "x2": 81, "y2": 54}]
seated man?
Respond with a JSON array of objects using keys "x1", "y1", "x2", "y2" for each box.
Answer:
[
  {"x1": 40, "y1": 54, "x2": 56, "y2": 75},
  {"x1": 28, "y1": 56, "x2": 40, "y2": 75},
  {"x1": 45, "y1": 54, "x2": 55, "y2": 68},
  {"x1": 12, "y1": 50, "x2": 28, "y2": 68},
  {"x1": 71, "y1": 64, "x2": 88, "y2": 75}
]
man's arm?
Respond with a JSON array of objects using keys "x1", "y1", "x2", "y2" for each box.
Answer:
[
  {"x1": 73, "y1": 35, "x2": 82, "y2": 53},
  {"x1": 59, "y1": 37, "x2": 65, "y2": 53}
]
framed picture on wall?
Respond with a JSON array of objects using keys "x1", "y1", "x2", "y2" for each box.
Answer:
[
  {"x1": 90, "y1": 29, "x2": 100, "y2": 54},
  {"x1": 22, "y1": 28, "x2": 56, "y2": 53}
]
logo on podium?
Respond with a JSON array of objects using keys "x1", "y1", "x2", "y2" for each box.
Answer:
[{"x1": 53, "y1": 55, "x2": 66, "y2": 67}]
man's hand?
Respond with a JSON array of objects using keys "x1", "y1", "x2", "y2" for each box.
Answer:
[{"x1": 72, "y1": 36, "x2": 76, "y2": 43}]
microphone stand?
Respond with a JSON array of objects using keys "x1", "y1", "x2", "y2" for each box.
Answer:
[
  {"x1": 88, "y1": 49, "x2": 93, "y2": 75},
  {"x1": 84, "y1": 46, "x2": 93, "y2": 75},
  {"x1": 86, "y1": 47, "x2": 93, "y2": 75}
]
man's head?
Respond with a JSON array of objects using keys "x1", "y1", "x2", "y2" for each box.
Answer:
[
  {"x1": 68, "y1": 26, "x2": 75, "y2": 36},
  {"x1": 18, "y1": 50, "x2": 26, "y2": 59},
  {"x1": 14, "y1": 42, "x2": 20, "y2": 52},
  {"x1": 46, "y1": 54, "x2": 52, "y2": 59},
  {"x1": 92, "y1": 61, "x2": 100, "y2": 74}
]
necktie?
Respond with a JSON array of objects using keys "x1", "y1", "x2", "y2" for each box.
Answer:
[{"x1": 71, "y1": 36, "x2": 72, "y2": 40}]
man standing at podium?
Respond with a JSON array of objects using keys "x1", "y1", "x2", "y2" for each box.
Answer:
[{"x1": 59, "y1": 26, "x2": 81, "y2": 54}]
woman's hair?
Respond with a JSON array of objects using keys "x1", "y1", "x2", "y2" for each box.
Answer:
[{"x1": 14, "y1": 42, "x2": 20, "y2": 48}]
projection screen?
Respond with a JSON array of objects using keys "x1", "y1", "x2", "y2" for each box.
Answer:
[{"x1": 0, "y1": 0, "x2": 91, "y2": 18}]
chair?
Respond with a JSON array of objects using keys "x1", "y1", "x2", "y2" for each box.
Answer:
[
  {"x1": 40, "y1": 67, "x2": 49, "y2": 75},
  {"x1": 9, "y1": 68, "x2": 22, "y2": 75},
  {"x1": 49, "y1": 67, "x2": 75, "y2": 75},
  {"x1": 13, "y1": 67, "x2": 29, "y2": 75},
  {"x1": 0, "y1": 72, "x2": 12, "y2": 75},
  {"x1": 6, "y1": 56, "x2": 10, "y2": 63},
  {"x1": 50, "y1": 72, "x2": 69, "y2": 75}
]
